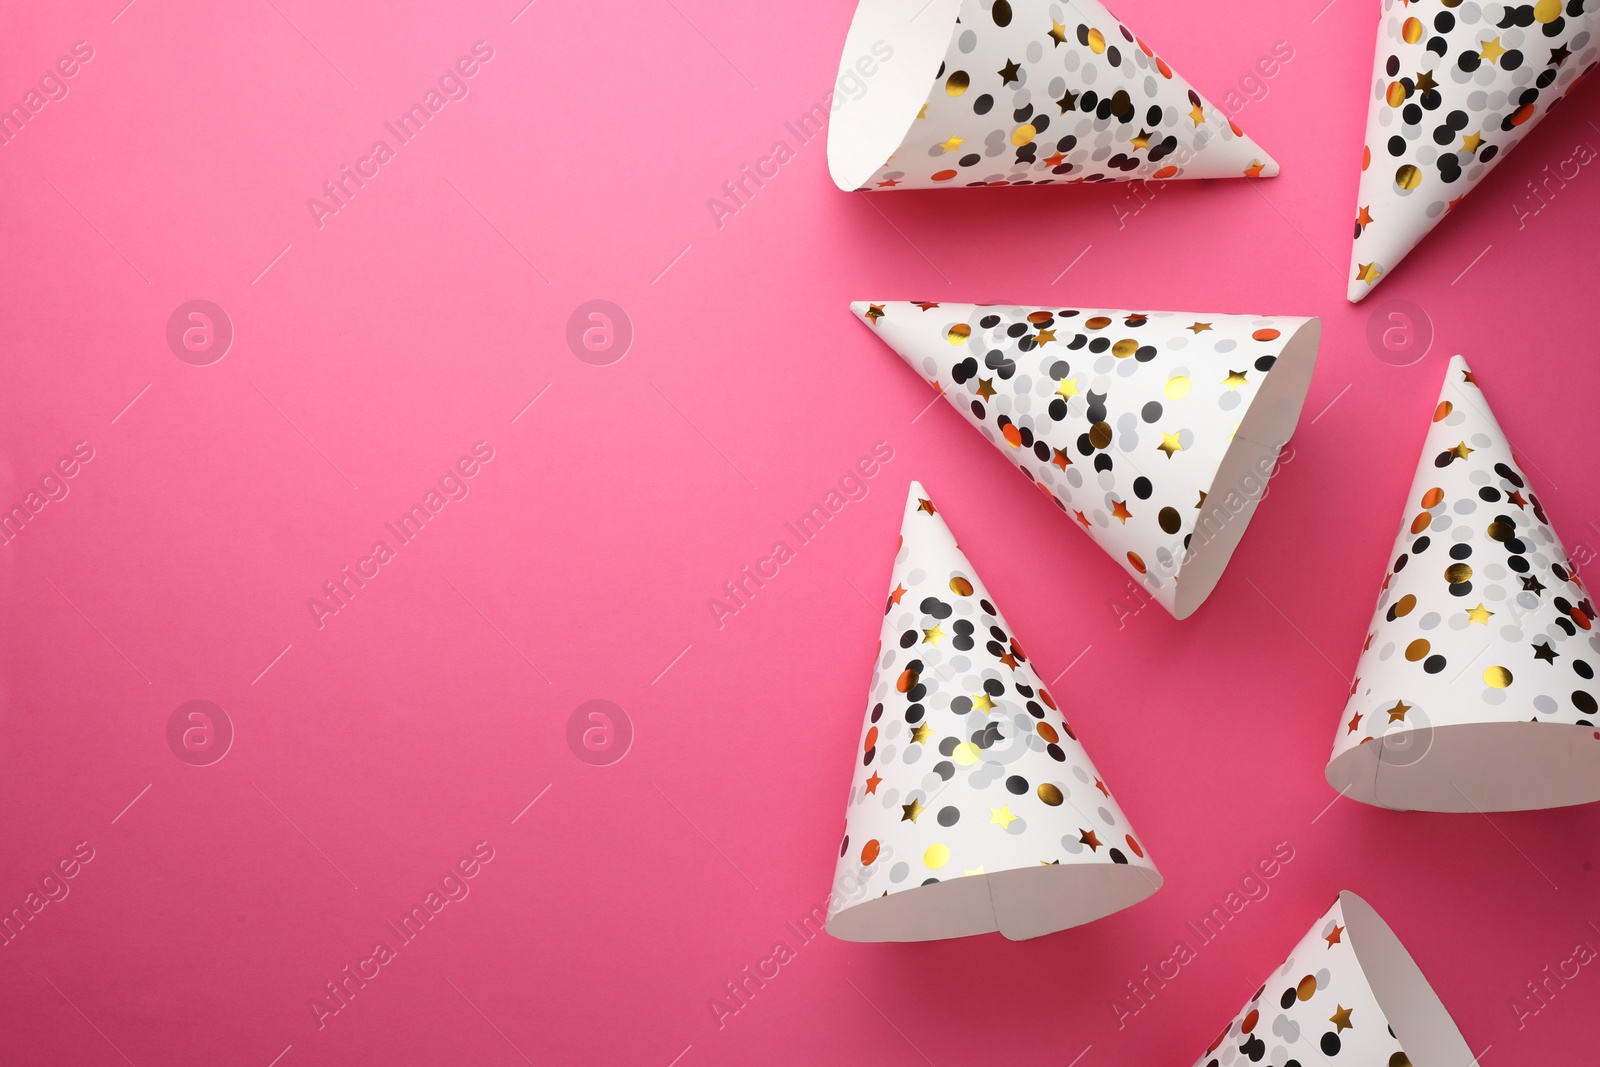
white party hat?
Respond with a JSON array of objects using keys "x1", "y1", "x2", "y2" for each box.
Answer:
[
  {"x1": 853, "y1": 301, "x2": 1320, "y2": 618},
  {"x1": 826, "y1": 481, "x2": 1160, "y2": 942},
  {"x1": 1347, "y1": 0, "x2": 1599, "y2": 300},
  {"x1": 1328, "y1": 355, "x2": 1600, "y2": 811},
  {"x1": 1195, "y1": 892, "x2": 1471, "y2": 1066},
  {"x1": 827, "y1": 0, "x2": 1278, "y2": 191}
]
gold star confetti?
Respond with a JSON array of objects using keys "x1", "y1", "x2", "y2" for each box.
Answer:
[
  {"x1": 922, "y1": 623, "x2": 946, "y2": 645},
  {"x1": 971, "y1": 692, "x2": 995, "y2": 713},
  {"x1": 1466, "y1": 603, "x2": 1493, "y2": 624},
  {"x1": 1449, "y1": 441, "x2": 1474, "y2": 460},
  {"x1": 865, "y1": 303, "x2": 885, "y2": 323},
  {"x1": 1048, "y1": 19, "x2": 1068, "y2": 45},
  {"x1": 1387, "y1": 700, "x2": 1411, "y2": 723},
  {"x1": 976, "y1": 378, "x2": 997, "y2": 400},
  {"x1": 939, "y1": 135, "x2": 965, "y2": 152},
  {"x1": 1188, "y1": 322, "x2": 1212, "y2": 333},
  {"x1": 917, "y1": 497, "x2": 937, "y2": 515},
  {"x1": 1222, "y1": 369, "x2": 1249, "y2": 390},
  {"x1": 1034, "y1": 328, "x2": 1056, "y2": 345},
  {"x1": 990, "y1": 805, "x2": 1018, "y2": 829},
  {"x1": 1187, "y1": 102, "x2": 1205, "y2": 126},
  {"x1": 901, "y1": 798, "x2": 926, "y2": 822},
  {"x1": 1079, "y1": 828, "x2": 1102, "y2": 850},
  {"x1": 1111, "y1": 499, "x2": 1131, "y2": 524},
  {"x1": 1415, "y1": 69, "x2": 1438, "y2": 93},
  {"x1": 998, "y1": 58, "x2": 1021, "y2": 84},
  {"x1": 963, "y1": 865, "x2": 986, "y2": 876},
  {"x1": 1357, "y1": 262, "x2": 1382, "y2": 285},
  {"x1": 1330, "y1": 1005, "x2": 1354, "y2": 1032},
  {"x1": 1479, "y1": 36, "x2": 1507, "y2": 62},
  {"x1": 910, "y1": 721, "x2": 934, "y2": 744},
  {"x1": 1157, "y1": 432, "x2": 1183, "y2": 458},
  {"x1": 1055, "y1": 377, "x2": 1080, "y2": 399},
  {"x1": 1131, "y1": 128, "x2": 1153, "y2": 150},
  {"x1": 1523, "y1": 575, "x2": 1546, "y2": 594},
  {"x1": 1462, "y1": 130, "x2": 1483, "y2": 153},
  {"x1": 1056, "y1": 88, "x2": 1078, "y2": 113},
  {"x1": 1533, "y1": 641, "x2": 1558, "y2": 663}
]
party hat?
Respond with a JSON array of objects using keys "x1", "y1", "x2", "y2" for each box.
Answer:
[
  {"x1": 826, "y1": 481, "x2": 1161, "y2": 942},
  {"x1": 1347, "y1": 0, "x2": 1599, "y2": 300},
  {"x1": 826, "y1": 0, "x2": 1278, "y2": 191},
  {"x1": 1328, "y1": 355, "x2": 1600, "y2": 811},
  {"x1": 1195, "y1": 892, "x2": 1471, "y2": 1066},
  {"x1": 853, "y1": 301, "x2": 1320, "y2": 618}
]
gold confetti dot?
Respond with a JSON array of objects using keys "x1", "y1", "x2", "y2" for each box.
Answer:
[
  {"x1": 945, "y1": 71, "x2": 969, "y2": 96},
  {"x1": 1089, "y1": 422, "x2": 1113, "y2": 449},
  {"x1": 1410, "y1": 512, "x2": 1432, "y2": 534},
  {"x1": 1296, "y1": 975, "x2": 1317, "y2": 1001},
  {"x1": 923, "y1": 843, "x2": 950, "y2": 869},
  {"x1": 1433, "y1": 401, "x2": 1453, "y2": 422},
  {"x1": 1086, "y1": 27, "x2": 1106, "y2": 53},
  {"x1": 949, "y1": 576, "x2": 974, "y2": 596},
  {"x1": 946, "y1": 324, "x2": 970, "y2": 344},
  {"x1": 1036, "y1": 722, "x2": 1060, "y2": 744},
  {"x1": 1037, "y1": 783, "x2": 1063, "y2": 806},
  {"x1": 1112, "y1": 338, "x2": 1138, "y2": 358},
  {"x1": 1386, "y1": 81, "x2": 1408, "y2": 107},
  {"x1": 1484, "y1": 666, "x2": 1512, "y2": 688},
  {"x1": 1445, "y1": 562, "x2": 1473, "y2": 584},
  {"x1": 1405, "y1": 639, "x2": 1430, "y2": 661},
  {"x1": 1488, "y1": 521, "x2": 1514, "y2": 542},
  {"x1": 1158, "y1": 506, "x2": 1181, "y2": 534},
  {"x1": 1402, "y1": 16, "x2": 1424, "y2": 41},
  {"x1": 1394, "y1": 594, "x2": 1417, "y2": 617},
  {"x1": 1085, "y1": 316, "x2": 1112, "y2": 330},
  {"x1": 1164, "y1": 375, "x2": 1191, "y2": 399},
  {"x1": 1534, "y1": 0, "x2": 1561, "y2": 21},
  {"x1": 1011, "y1": 123, "x2": 1037, "y2": 146},
  {"x1": 1396, "y1": 164, "x2": 1422, "y2": 190},
  {"x1": 952, "y1": 742, "x2": 980, "y2": 766}
]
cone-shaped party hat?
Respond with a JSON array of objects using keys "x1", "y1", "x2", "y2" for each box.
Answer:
[
  {"x1": 1347, "y1": 0, "x2": 1599, "y2": 300},
  {"x1": 1328, "y1": 356, "x2": 1600, "y2": 811},
  {"x1": 853, "y1": 302, "x2": 1320, "y2": 619},
  {"x1": 1194, "y1": 892, "x2": 1471, "y2": 1067},
  {"x1": 826, "y1": 0, "x2": 1278, "y2": 191},
  {"x1": 826, "y1": 482, "x2": 1161, "y2": 942}
]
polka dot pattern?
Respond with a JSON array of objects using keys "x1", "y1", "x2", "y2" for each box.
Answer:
[
  {"x1": 827, "y1": 481, "x2": 1158, "y2": 937},
  {"x1": 1333, "y1": 356, "x2": 1600, "y2": 791},
  {"x1": 854, "y1": 301, "x2": 1318, "y2": 618},
  {"x1": 846, "y1": 0, "x2": 1276, "y2": 190},
  {"x1": 1347, "y1": 0, "x2": 1600, "y2": 299},
  {"x1": 1195, "y1": 895, "x2": 1440, "y2": 1067}
]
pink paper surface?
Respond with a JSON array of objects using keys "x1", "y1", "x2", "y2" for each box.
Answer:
[{"x1": 1, "y1": 1, "x2": 1595, "y2": 1064}]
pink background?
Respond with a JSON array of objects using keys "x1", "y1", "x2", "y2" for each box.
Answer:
[{"x1": 2, "y1": 0, "x2": 1596, "y2": 1063}]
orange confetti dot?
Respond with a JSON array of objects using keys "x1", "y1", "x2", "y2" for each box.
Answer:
[
  {"x1": 1421, "y1": 487, "x2": 1444, "y2": 507},
  {"x1": 1002, "y1": 423, "x2": 1023, "y2": 447},
  {"x1": 863, "y1": 727, "x2": 878, "y2": 751},
  {"x1": 931, "y1": 169, "x2": 958, "y2": 181},
  {"x1": 1362, "y1": 145, "x2": 1371, "y2": 171},
  {"x1": 1041, "y1": 689, "x2": 1058, "y2": 711},
  {"x1": 1036, "y1": 722, "x2": 1060, "y2": 744},
  {"x1": 1155, "y1": 57, "x2": 1172, "y2": 78},
  {"x1": 1433, "y1": 400, "x2": 1453, "y2": 422},
  {"x1": 1241, "y1": 1009, "x2": 1259, "y2": 1034},
  {"x1": 1125, "y1": 834, "x2": 1144, "y2": 858},
  {"x1": 1511, "y1": 103, "x2": 1534, "y2": 126},
  {"x1": 1152, "y1": 165, "x2": 1178, "y2": 179},
  {"x1": 1228, "y1": 118, "x2": 1243, "y2": 137},
  {"x1": 1252, "y1": 328, "x2": 1281, "y2": 341},
  {"x1": 1410, "y1": 512, "x2": 1432, "y2": 534},
  {"x1": 1127, "y1": 551, "x2": 1146, "y2": 573},
  {"x1": 896, "y1": 668, "x2": 918, "y2": 693},
  {"x1": 861, "y1": 840, "x2": 880, "y2": 864}
]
